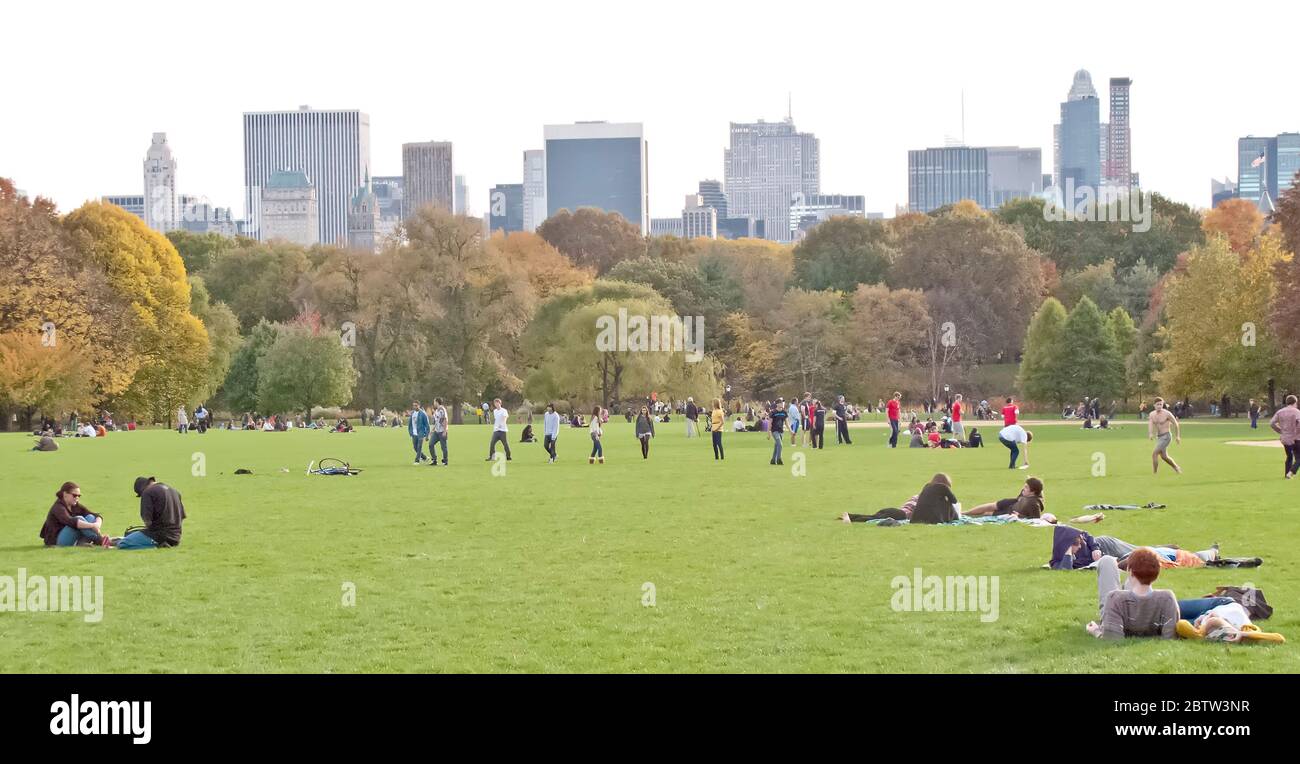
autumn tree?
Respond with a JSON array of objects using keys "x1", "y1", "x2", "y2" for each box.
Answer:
[
  {"x1": 537, "y1": 207, "x2": 646, "y2": 274},
  {"x1": 838, "y1": 284, "x2": 930, "y2": 401},
  {"x1": 0, "y1": 332, "x2": 96, "y2": 430},
  {"x1": 791, "y1": 216, "x2": 895, "y2": 292},
  {"x1": 1203, "y1": 198, "x2": 1266, "y2": 256},
  {"x1": 1269, "y1": 176, "x2": 1300, "y2": 359}
]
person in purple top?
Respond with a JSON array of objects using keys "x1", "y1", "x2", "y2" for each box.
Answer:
[{"x1": 1269, "y1": 394, "x2": 1300, "y2": 479}]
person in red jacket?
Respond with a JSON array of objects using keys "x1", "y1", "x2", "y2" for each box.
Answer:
[
  {"x1": 886, "y1": 392, "x2": 902, "y2": 448},
  {"x1": 951, "y1": 394, "x2": 965, "y2": 442},
  {"x1": 1002, "y1": 397, "x2": 1019, "y2": 427}
]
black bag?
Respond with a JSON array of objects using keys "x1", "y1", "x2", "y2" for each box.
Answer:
[{"x1": 1203, "y1": 585, "x2": 1272, "y2": 620}]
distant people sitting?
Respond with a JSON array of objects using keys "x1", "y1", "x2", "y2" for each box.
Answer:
[
  {"x1": 77, "y1": 423, "x2": 97, "y2": 438},
  {"x1": 40, "y1": 481, "x2": 109, "y2": 547},
  {"x1": 120, "y1": 477, "x2": 187, "y2": 550},
  {"x1": 967, "y1": 427, "x2": 984, "y2": 448},
  {"x1": 520, "y1": 423, "x2": 536, "y2": 443},
  {"x1": 334, "y1": 418, "x2": 353, "y2": 433},
  {"x1": 33, "y1": 435, "x2": 59, "y2": 452},
  {"x1": 733, "y1": 416, "x2": 746, "y2": 433}
]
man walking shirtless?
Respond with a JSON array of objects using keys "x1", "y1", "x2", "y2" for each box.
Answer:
[{"x1": 1148, "y1": 397, "x2": 1182, "y2": 474}]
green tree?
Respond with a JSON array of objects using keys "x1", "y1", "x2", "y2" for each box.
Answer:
[
  {"x1": 222, "y1": 319, "x2": 280, "y2": 414},
  {"x1": 256, "y1": 320, "x2": 358, "y2": 420},
  {"x1": 166, "y1": 229, "x2": 237, "y2": 274},
  {"x1": 1056, "y1": 296, "x2": 1125, "y2": 405},
  {"x1": 1055, "y1": 260, "x2": 1121, "y2": 312},
  {"x1": 189, "y1": 276, "x2": 240, "y2": 404},
  {"x1": 791, "y1": 216, "x2": 895, "y2": 292},
  {"x1": 1017, "y1": 297, "x2": 1070, "y2": 409},
  {"x1": 204, "y1": 239, "x2": 311, "y2": 332}
]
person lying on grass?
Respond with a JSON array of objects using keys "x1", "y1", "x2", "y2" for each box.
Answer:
[
  {"x1": 963, "y1": 477, "x2": 1045, "y2": 519},
  {"x1": 40, "y1": 481, "x2": 114, "y2": 547},
  {"x1": 1085, "y1": 548, "x2": 1180, "y2": 640},
  {"x1": 840, "y1": 473, "x2": 959, "y2": 525},
  {"x1": 1176, "y1": 602, "x2": 1286, "y2": 643},
  {"x1": 1050, "y1": 526, "x2": 1219, "y2": 570}
]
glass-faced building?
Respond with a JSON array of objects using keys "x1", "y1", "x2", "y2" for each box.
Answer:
[
  {"x1": 488, "y1": 183, "x2": 524, "y2": 234},
  {"x1": 544, "y1": 122, "x2": 648, "y2": 232},
  {"x1": 908, "y1": 147, "x2": 989, "y2": 212}
]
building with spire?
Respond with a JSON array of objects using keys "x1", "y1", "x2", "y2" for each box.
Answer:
[
  {"x1": 348, "y1": 172, "x2": 381, "y2": 252},
  {"x1": 1055, "y1": 69, "x2": 1102, "y2": 192},
  {"x1": 143, "y1": 132, "x2": 178, "y2": 233}
]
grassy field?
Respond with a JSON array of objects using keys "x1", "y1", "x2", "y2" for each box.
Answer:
[{"x1": 2, "y1": 418, "x2": 1297, "y2": 673}]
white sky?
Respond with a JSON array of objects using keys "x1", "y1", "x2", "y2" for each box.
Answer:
[{"x1": 4, "y1": 0, "x2": 1296, "y2": 220}]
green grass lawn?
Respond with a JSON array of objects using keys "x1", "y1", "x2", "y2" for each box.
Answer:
[{"x1": 2, "y1": 418, "x2": 1297, "y2": 673}]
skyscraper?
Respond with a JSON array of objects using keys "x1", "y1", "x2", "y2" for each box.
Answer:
[
  {"x1": 986, "y1": 147, "x2": 1044, "y2": 206},
  {"x1": 143, "y1": 132, "x2": 178, "y2": 233},
  {"x1": 402, "y1": 141, "x2": 454, "y2": 217},
  {"x1": 1238, "y1": 135, "x2": 1278, "y2": 211},
  {"x1": 1106, "y1": 77, "x2": 1133, "y2": 187},
  {"x1": 724, "y1": 118, "x2": 819, "y2": 242},
  {"x1": 789, "y1": 193, "x2": 866, "y2": 238},
  {"x1": 908, "y1": 147, "x2": 989, "y2": 212},
  {"x1": 454, "y1": 174, "x2": 468, "y2": 216},
  {"x1": 522, "y1": 149, "x2": 547, "y2": 231},
  {"x1": 488, "y1": 183, "x2": 524, "y2": 234},
  {"x1": 243, "y1": 106, "x2": 370, "y2": 245},
  {"x1": 682, "y1": 194, "x2": 717, "y2": 239},
  {"x1": 370, "y1": 176, "x2": 404, "y2": 240},
  {"x1": 697, "y1": 179, "x2": 727, "y2": 220},
  {"x1": 1277, "y1": 133, "x2": 1300, "y2": 198},
  {"x1": 544, "y1": 122, "x2": 649, "y2": 232},
  {"x1": 1056, "y1": 70, "x2": 1102, "y2": 192},
  {"x1": 260, "y1": 169, "x2": 319, "y2": 246}
]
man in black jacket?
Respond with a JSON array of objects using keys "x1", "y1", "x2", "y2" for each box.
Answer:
[
  {"x1": 118, "y1": 477, "x2": 187, "y2": 550},
  {"x1": 684, "y1": 397, "x2": 699, "y2": 438}
]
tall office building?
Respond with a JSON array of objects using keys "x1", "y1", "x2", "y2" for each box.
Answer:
[
  {"x1": 697, "y1": 179, "x2": 728, "y2": 219},
  {"x1": 143, "y1": 132, "x2": 178, "y2": 233},
  {"x1": 1239, "y1": 136, "x2": 1279, "y2": 212},
  {"x1": 454, "y1": 174, "x2": 469, "y2": 216},
  {"x1": 1105, "y1": 78, "x2": 1133, "y2": 187},
  {"x1": 682, "y1": 194, "x2": 718, "y2": 239},
  {"x1": 347, "y1": 175, "x2": 381, "y2": 253},
  {"x1": 544, "y1": 122, "x2": 649, "y2": 232},
  {"x1": 986, "y1": 147, "x2": 1044, "y2": 206},
  {"x1": 260, "y1": 169, "x2": 319, "y2": 246},
  {"x1": 1278, "y1": 133, "x2": 1300, "y2": 198},
  {"x1": 789, "y1": 192, "x2": 866, "y2": 238},
  {"x1": 908, "y1": 147, "x2": 989, "y2": 212},
  {"x1": 724, "y1": 118, "x2": 819, "y2": 242},
  {"x1": 1056, "y1": 70, "x2": 1102, "y2": 191},
  {"x1": 488, "y1": 183, "x2": 524, "y2": 234},
  {"x1": 104, "y1": 195, "x2": 146, "y2": 221},
  {"x1": 402, "y1": 141, "x2": 454, "y2": 217},
  {"x1": 243, "y1": 106, "x2": 370, "y2": 245},
  {"x1": 522, "y1": 149, "x2": 547, "y2": 231}
]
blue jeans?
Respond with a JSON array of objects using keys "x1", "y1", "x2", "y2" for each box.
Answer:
[
  {"x1": 118, "y1": 530, "x2": 158, "y2": 550},
  {"x1": 412, "y1": 435, "x2": 427, "y2": 461},
  {"x1": 430, "y1": 431, "x2": 448, "y2": 462},
  {"x1": 55, "y1": 514, "x2": 101, "y2": 546},
  {"x1": 1178, "y1": 597, "x2": 1235, "y2": 622},
  {"x1": 772, "y1": 432, "x2": 783, "y2": 462},
  {"x1": 590, "y1": 433, "x2": 603, "y2": 458},
  {"x1": 1000, "y1": 436, "x2": 1020, "y2": 468},
  {"x1": 889, "y1": 419, "x2": 899, "y2": 447}
]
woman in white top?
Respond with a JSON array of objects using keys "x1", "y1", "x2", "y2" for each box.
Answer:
[
  {"x1": 177, "y1": 406, "x2": 189, "y2": 434},
  {"x1": 588, "y1": 405, "x2": 604, "y2": 464}
]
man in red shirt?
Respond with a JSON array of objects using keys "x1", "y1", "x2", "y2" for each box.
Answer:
[
  {"x1": 951, "y1": 393, "x2": 965, "y2": 442},
  {"x1": 886, "y1": 392, "x2": 902, "y2": 448},
  {"x1": 1002, "y1": 397, "x2": 1019, "y2": 427}
]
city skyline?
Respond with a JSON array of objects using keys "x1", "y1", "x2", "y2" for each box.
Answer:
[{"x1": 5, "y1": 0, "x2": 1298, "y2": 222}]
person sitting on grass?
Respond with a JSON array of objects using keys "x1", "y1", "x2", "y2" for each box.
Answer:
[
  {"x1": 119, "y1": 477, "x2": 187, "y2": 550},
  {"x1": 1085, "y1": 548, "x2": 1179, "y2": 640},
  {"x1": 966, "y1": 427, "x2": 983, "y2": 447},
  {"x1": 841, "y1": 473, "x2": 960, "y2": 525},
  {"x1": 40, "y1": 481, "x2": 112, "y2": 547},
  {"x1": 733, "y1": 415, "x2": 746, "y2": 433},
  {"x1": 334, "y1": 417, "x2": 353, "y2": 433},
  {"x1": 33, "y1": 435, "x2": 58, "y2": 452},
  {"x1": 963, "y1": 477, "x2": 1045, "y2": 519}
]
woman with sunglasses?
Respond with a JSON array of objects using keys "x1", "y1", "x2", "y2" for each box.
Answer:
[{"x1": 40, "y1": 481, "x2": 111, "y2": 547}]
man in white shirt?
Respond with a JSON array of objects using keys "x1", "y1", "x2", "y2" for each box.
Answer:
[
  {"x1": 542, "y1": 403, "x2": 561, "y2": 463},
  {"x1": 429, "y1": 398, "x2": 449, "y2": 466},
  {"x1": 486, "y1": 398, "x2": 512, "y2": 461},
  {"x1": 998, "y1": 423, "x2": 1033, "y2": 469}
]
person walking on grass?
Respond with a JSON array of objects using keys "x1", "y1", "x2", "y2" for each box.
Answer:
[
  {"x1": 1147, "y1": 397, "x2": 1182, "y2": 474},
  {"x1": 834, "y1": 395, "x2": 851, "y2": 444},
  {"x1": 769, "y1": 397, "x2": 788, "y2": 465},
  {"x1": 429, "y1": 398, "x2": 449, "y2": 466},
  {"x1": 710, "y1": 398, "x2": 725, "y2": 460},
  {"x1": 635, "y1": 405, "x2": 656, "y2": 459},
  {"x1": 886, "y1": 391, "x2": 901, "y2": 448},
  {"x1": 543, "y1": 402, "x2": 561, "y2": 463},
  {"x1": 589, "y1": 405, "x2": 605, "y2": 464},
  {"x1": 177, "y1": 405, "x2": 189, "y2": 434},
  {"x1": 408, "y1": 400, "x2": 430, "y2": 465},
  {"x1": 1249, "y1": 399, "x2": 1261, "y2": 429},
  {"x1": 1270, "y1": 394, "x2": 1300, "y2": 479},
  {"x1": 486, "y1": 398, "x2": 512, "y2": 462},
  {"x1": 951, "y1": 393, "x2": 965, "y2": 442},
  {"x1": 684, "y1": 397, "x2": 699, "y2": 438},
  {"x1": 787, "y1": 397, "x2": 801, "y2": 447},
  {"x1": 998, "y1": 422, "x2": 1033, "y2": 469}
]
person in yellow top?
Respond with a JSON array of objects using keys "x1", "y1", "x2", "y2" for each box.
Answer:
[{"x1": 710, "y1": 398, "x2": 726, "y2": 460}]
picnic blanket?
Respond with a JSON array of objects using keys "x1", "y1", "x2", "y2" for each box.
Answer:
[{"x1": 1081, "y1": 502, "x2": 1166, "y2": 510}]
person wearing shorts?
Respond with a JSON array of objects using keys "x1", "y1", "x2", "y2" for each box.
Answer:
[
  {"x1": 951, "y1": 394, "x2": 965, "y2": 441},
  {"x1": 1147, "y1": 397, "x2": 1182, "y2": 474}
]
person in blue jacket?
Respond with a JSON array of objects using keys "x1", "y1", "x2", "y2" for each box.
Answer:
[{"x1": 408, "y1": 400, "x2": 430, "y2": 464}]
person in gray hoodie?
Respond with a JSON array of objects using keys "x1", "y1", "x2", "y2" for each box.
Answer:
[{"x1": 543, "y1": 403, "x2": 562, "y2": 463}]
